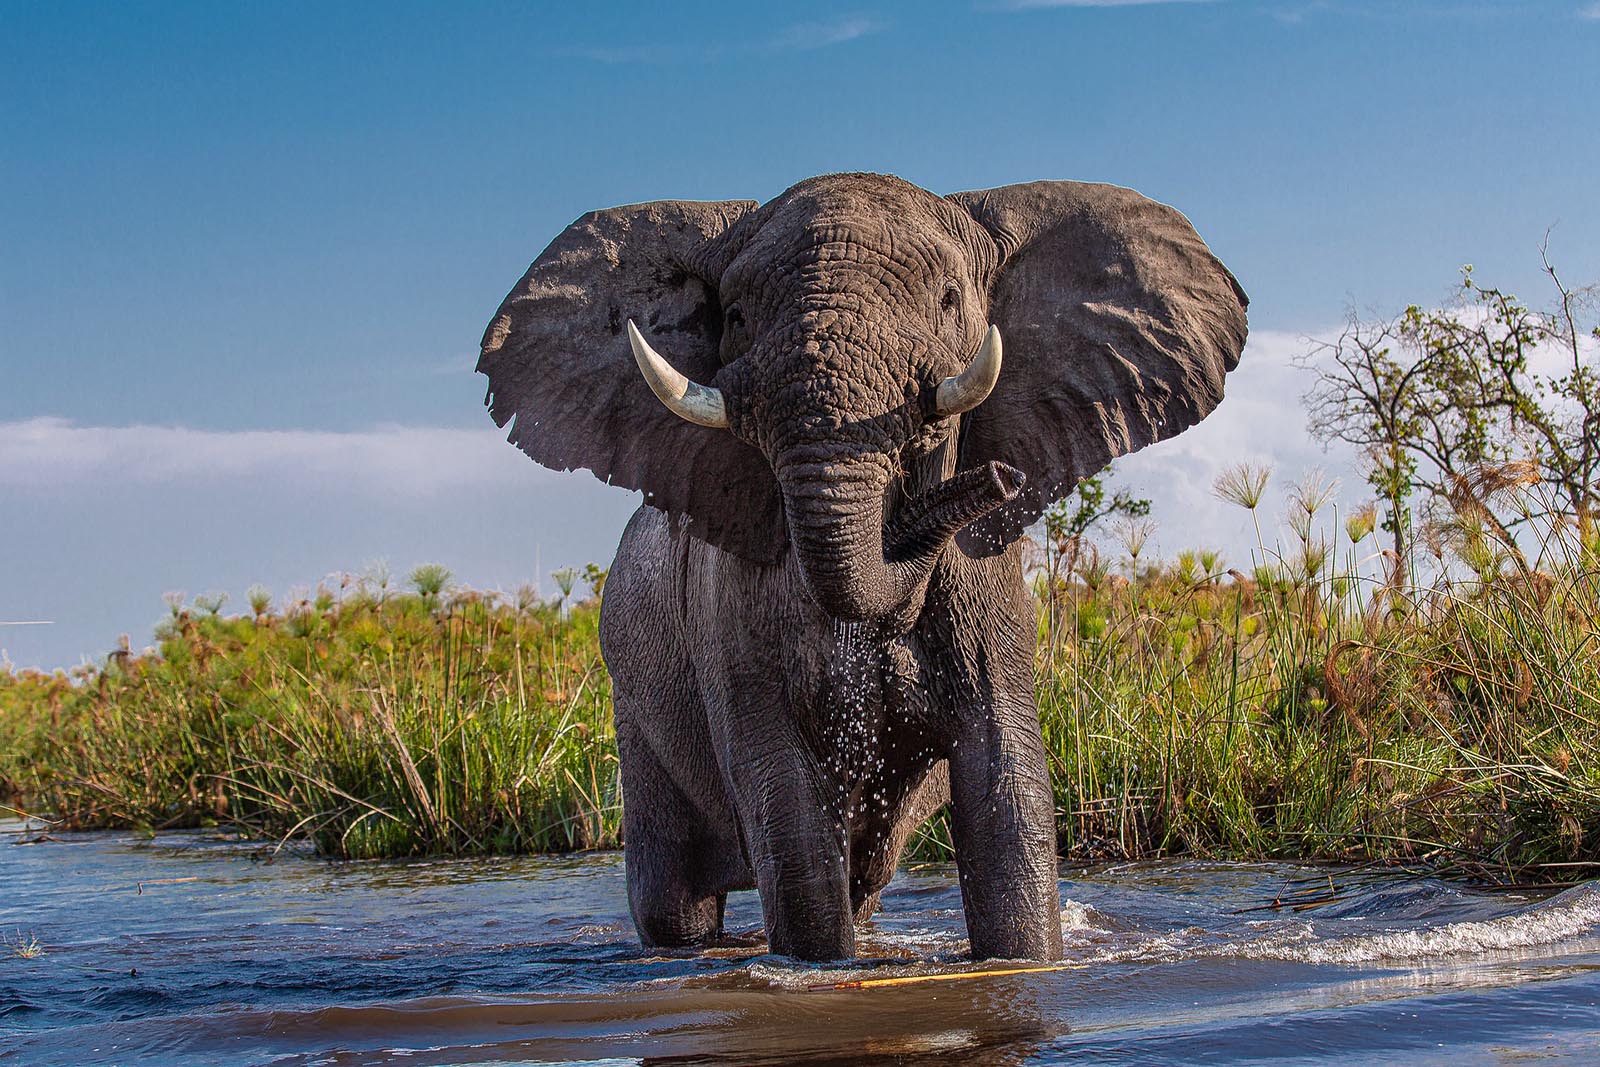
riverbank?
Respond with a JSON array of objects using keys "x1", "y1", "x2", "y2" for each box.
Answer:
[{"x1": 4, "y1": 521, "x2": 1597, "y2": 879}]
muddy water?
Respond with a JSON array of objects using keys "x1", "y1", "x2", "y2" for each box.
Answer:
[{"x1": 3, "y1": 827, "x2": 1599, "y2": 1065}]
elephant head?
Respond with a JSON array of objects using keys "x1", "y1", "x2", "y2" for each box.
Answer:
[{"x1": 479, "y1": 174, "x2": 1247, "y2": 622}]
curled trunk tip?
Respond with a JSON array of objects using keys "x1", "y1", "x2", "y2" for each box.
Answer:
[{"x1": 784, "y1": 459, "x2": 1026, "y2": 623}]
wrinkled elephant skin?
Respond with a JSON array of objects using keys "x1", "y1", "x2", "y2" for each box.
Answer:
[{"x1": 478, "y1": 174, "x2": 1248, "y2": 961}]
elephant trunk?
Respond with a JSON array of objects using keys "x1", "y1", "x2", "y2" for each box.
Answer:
[
  {"x1": 887, "y1": 461, "x2": 1026, "y2": 566},
  {"x1": 782, "y1": 458, "x2": 1025, "y2": 623}
]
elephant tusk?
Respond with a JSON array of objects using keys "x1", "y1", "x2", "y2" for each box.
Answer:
[
  {"x1": 935, "y1": 325, "x2": 1003, "y2": 417},
  {"x1": 626, "y1": 319, "x2": 729, "y2": 429}
]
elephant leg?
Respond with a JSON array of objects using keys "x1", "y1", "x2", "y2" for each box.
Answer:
[
  {"x1": 603, "y1": 510, "x2": 750, "y2": 948},
  {"x1": 948, "y1": 703, "x2": 1063, "y2": 961},
  {"x1": 617, "y1": 726, "x2": 733, "y2": 948},
  {"x1": 725, "y1": 729, "x2": 854, "y2": 961}
]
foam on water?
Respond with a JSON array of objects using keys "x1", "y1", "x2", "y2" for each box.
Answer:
[
  {"x1": 1230, "y1": 882, "x2": 1600, "y2": 965},
  {"x1": 1059, "y1": 899, "x2": 1101, "y2": 932},
  {"x1": 730, "y1": 882, "x2": 1600, "y2": 1003},
  {"x1": 764, "y1": 883, "x2": 1600, "y2": 978},
  {"x1": 1034, "y1": 881, "x2": 1600, "y2": 971}
]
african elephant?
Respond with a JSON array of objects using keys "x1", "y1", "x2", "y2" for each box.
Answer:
[{"x1": 478, "y1": 173, "x2": 1246, "y2": 961}]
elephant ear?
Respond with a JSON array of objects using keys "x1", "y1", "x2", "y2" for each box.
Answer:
[
  {"x1": 947, "y1": 181, "x2": 1248, "y2": 556},
  {"x1": 478, "y1": 198, "x2": 789, "y2": 563}
]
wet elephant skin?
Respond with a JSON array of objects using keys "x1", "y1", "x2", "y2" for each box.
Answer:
[{"x1": 478, "y1": 173, "x2": 1248, "y2": 961}]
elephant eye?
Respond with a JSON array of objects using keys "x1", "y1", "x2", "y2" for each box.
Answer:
[
  {"x1": 940, "y1": 286, "x2": 961, "y2": 314},
  {"x1": 725, "y1": 304, "x2": 745, "y2": 328}
]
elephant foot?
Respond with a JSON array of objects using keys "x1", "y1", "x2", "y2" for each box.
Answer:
[{"x1": 635, "y1": 890, "x2": 725, "y2": 949}]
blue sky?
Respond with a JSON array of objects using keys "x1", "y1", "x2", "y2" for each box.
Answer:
[{"x1": 3, "y1": 1, "x2": 1598, "y2": 667}]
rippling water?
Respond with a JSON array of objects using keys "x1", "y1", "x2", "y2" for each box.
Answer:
[{"x1": 3, "y1": 826, "x2": 1598, "y2": 1065}]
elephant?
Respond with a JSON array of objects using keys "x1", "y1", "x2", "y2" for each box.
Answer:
[{"x1": 477, "y1": 173, "x2": 1247, "y2": 962}]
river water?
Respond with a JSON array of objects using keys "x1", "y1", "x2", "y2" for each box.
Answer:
[{"x1": 3, "y1": 827, "x2": 1598, "y2": 1065}]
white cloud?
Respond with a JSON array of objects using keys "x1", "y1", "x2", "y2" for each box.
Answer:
[
  {"x1": 1105, "y1": 314, "x2": 1599, "y2": 565},
  {"x1": 1579, "y1": 2, "x2": 1600, "y2": 19},
  {"x1": 568, "y1": 14, "x2": 886, "y2": 63},
  {"x1": 1107, "y1": 328, "x2": 1363, "y2": 564},
  {"x1": 0, "y1": 418, "x2": 556, "y2": 497},
  {"x1": 773, "y1": 16, "x2": 886, "y2": 49},
  {"x1": 1, "y1": 419, "x2": 635, "y2": 669},
  {"x1": 1267, "y1": 2, "x2": 1531, "y2": 24}
]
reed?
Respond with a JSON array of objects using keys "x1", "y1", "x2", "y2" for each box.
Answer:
[
  {"x1": 1007, "y1": 469, "x2": 1600, "y2": 879},
  {"x1": 3, "y1": 473, "x2": 1596, "y2": 878},
  {"x1": 0, "y1": 576, "x2": 620, "y2": 857}
]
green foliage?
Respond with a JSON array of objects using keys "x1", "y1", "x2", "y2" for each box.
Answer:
[
  {"x1": 581, "y1": 563, "x2": 609, "y2": 599},
  {"x1": 550, "y1": 567, "x2": 580, "y2": 620},
  {"x1": 1035, "y1": 463, "x2": 1152, "y2": 642},
  {"x1": 245, "y1": 585, "x2": 272, "y2": 618},
  {"x1": 1017, "y1": 472, "x2": 1600, "y2": 880},
  {"x1": 1043, "y1": 465, "x2": 1151, "y2": 553},
  {"x1": 408, "y1": 563, "x2": 452, "y2": 604},
  {"x1": 0, "y1": 585, "x2": 618, "y2": 857},
  {"x1": 1302, "y1": 257, "x2": 1599, "y2": 565}
]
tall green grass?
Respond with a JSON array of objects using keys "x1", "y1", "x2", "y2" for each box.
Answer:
[
  {"x1": 3, "y1": 471, "x2": 1597, "y2": 878},
  {"x1": 1015, "y1": 468, "x2": 1600, "y2": 880},
  {"x1": 1, "y1": 576, "x2": 619, "y2": 857}
]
